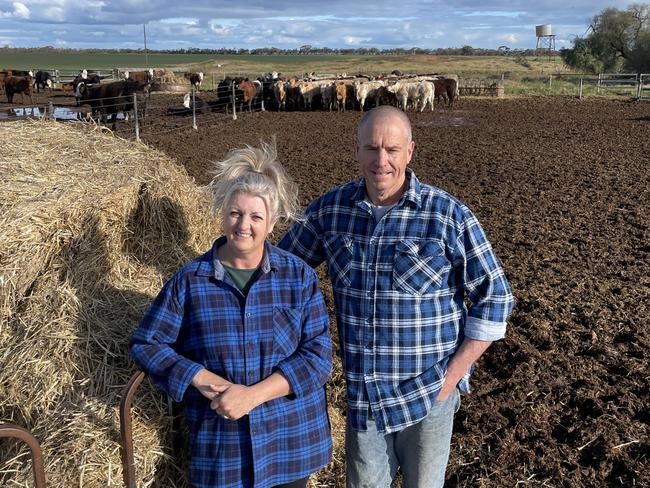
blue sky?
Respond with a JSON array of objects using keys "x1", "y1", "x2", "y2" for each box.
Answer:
[{"x1": 0, "y1": 1, "x2": 638, "y2": 50}]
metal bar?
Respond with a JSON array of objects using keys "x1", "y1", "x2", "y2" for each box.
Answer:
[
  {"x1": 119, "y1": 370, "x2": 146, "y2": 488},
  {"x1": 579, "y1": 78, "x2": 583, "y2": 99},
  {"x1": 231, "y1": 82, "x2": 237, "y2": 120},
  {"x1": 133, "y1": 93, "x2": 140, "y2": 141},
  {"x1": 0, "y1": 423, "x2": 47, "y2": 488},
  {"x1": 192, "y1": 89, "x2": 197, "y2": 130}
]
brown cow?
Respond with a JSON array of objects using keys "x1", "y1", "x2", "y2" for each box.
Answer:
[
  {"x1": 0, "y1": 70, "x2": 10, "y2": 94},
  {"x1": 238, "y1": 78, "x2": 263, "y2": 112},
  {"x1": 434, "y1": 78, "x2": 459, "y2": 107},
  {"x1": 335, "y1": 81, "x2": 347, "y2": 112},
  {"x1": 184, "y1": 72, "x2": 204, "y2": 89},
  {"x1": 5, "y1": 76, "x2": 34, "y2": 104},
  {"x1": 124, "y1": 69, "x2": 153, "y2": 83}
]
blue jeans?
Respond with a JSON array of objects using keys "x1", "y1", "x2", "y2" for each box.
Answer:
[{"x1": 346, "y1": 388, "x2": 461, "y2": 488}]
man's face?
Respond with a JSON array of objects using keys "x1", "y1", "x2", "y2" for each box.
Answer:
[{"x1": 356, "y1": 113, "x2": 415, "y2": 206}]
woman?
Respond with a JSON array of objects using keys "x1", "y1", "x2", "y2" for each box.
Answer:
[{"x1": 130, "y1": 141, "x2": 332, "y2": 488}]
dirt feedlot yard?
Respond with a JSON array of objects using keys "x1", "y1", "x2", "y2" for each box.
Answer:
[
  {"x1": 134, "y1": 97, "x2": 649, "y2": 487},
  {"x1": 6, "y1": 96, "x2": 648, "y2": 486}
]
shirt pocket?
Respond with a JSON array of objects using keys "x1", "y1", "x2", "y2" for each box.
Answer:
[
  {"x1": 273, "y1": 306, "x2": 302, "y2": 358},
  {"x1": 393, "y1": 239, "x2": 451, "y2": 295},
  {"x1": 324, "y1": 234, "x2": 353, "y2": 287}
]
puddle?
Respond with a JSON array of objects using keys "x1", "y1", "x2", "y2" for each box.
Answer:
[{"x1": 0, "y1": 106, "x2": 125, "y2": 121}]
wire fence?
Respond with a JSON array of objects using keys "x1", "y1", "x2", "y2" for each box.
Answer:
[{"x1": 2, "y1": 70, "x2": 649, "y2": 133}]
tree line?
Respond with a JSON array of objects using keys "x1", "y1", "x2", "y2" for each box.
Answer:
[
  {"x1": 561, "y1": 3, "x2": 650, "y2": 73},
  {"x1": 1, "y1": 46, "x2": 550, "y2": 57}
]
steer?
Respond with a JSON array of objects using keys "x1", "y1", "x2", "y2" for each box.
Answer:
[
  {"x1": 124, "y1": 69, "x2": 154, "y2": 83},
  {"x1": 184, "y1": 72, "x2": 204, "y2": 89},
  {"x1": 5, "y1": 76, "x2": 34, "y2": 104},
  {"x1": 386, "y1": 80, "x2": 420, "y2": 111},
  {"x1": 77, "y1": 79, "x2": 149, "y2": 129},
  {"x1": 434, "y1": 78, "x2": 459, "y2": 107},
  {"x1": 353, "y1": 80, "x2": 384, "y2": 110},
  {"x1": 238, "y1": 78, "x2": 264, "y2": 112},
  {"x1": 416, "y1": 81, "x2": 436, "y2": 112},
  {"x1": 272, "y1": 79, "x2": 286, "y2": 111},
  {"x1": 33, "y1": 71, "x2": 53, "y2": 93},
  {"x1": 320, "y1": 82, "x2": 336, "y2": 112}
]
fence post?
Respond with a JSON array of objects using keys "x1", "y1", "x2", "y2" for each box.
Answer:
[
  {"x1": 133, "y1": 93, "x2": 140, "y2": 142},
  {"x1": 49, "y1": 101, "x2": 54, "y2": 120},
  {"x1": 192, "y1": 89, "x2": 197, "y2": 130},
  {"x1": 637, "y1": 77, "x2": 642, "y2": 99},
  {"x1": 597, "y1": 73, "x2": 601, "y2": 94},
  {"x1": 231, "y1": 82, "x2": 237, "y2": 121},
  {"x1": 579, "y1": 78, "x2": 583, "y2": 99},
  {"x1": 549, "y1": 75, "x2": 552, "y2": 91}
]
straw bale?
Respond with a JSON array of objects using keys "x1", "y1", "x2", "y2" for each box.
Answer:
[{"x1": 0, "y1": 119, "x2": 217, "y2": 487}]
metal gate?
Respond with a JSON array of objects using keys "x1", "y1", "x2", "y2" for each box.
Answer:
[
  {"x1": 638, "y1": 74, "x2": 650, "y2": 100},
  {"x1": 597, "y1": 73, "x2": 639, "y2": 95}
]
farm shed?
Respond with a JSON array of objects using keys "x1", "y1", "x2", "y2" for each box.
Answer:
[{"x1": 0, "y1": 120, "x2": 217, "y2": 487}]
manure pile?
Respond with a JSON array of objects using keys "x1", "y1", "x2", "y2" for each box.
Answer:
[{"x1": 0, "y1": 120, "x2": 217, "y2": 487}]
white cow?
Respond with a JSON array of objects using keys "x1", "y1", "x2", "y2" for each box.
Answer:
[
  {"x1": 353, "y1": 80, "x2": 384, "y2": 110},
  {"x1": 319, "y1": 82, "x2": 336, "y2": 111},
  {"x1": 417, "y1": 81, "x2": 436, "y2": 112},
  {"x1": 386, "y1": 80, "x2": 421, "y2": 111}
]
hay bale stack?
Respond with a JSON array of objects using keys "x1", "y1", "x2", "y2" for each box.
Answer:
[{"x1": 0, "y1": 119, "x2": 217, "y2": 487}]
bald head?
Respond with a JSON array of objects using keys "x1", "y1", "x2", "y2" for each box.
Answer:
[{"x1": 357, "y1": 105, "x2": 413, "y2": 143}]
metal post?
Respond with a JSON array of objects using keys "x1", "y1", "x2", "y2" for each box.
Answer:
[
  {"x1": 549, "y1": 75, "x2": 552, "y2": 91},
  {"x1": 637, "y1": 77, "x2": 642, "y2": 99},
  {"x1": 133, "y1": 93, "x2": 140, "y2": 141},
  {"x1": 231, "y1": 82, "x2": 237, "y2": 121},
  {"x1": 597, "y1": 73, "x2": 601, "y2": 94},
  {"x1": 579, "y1": 78, "x2": 583, "y2": 99},
  {"x1": 49, "y1": 101, "x2": 54, "y2": 120},
  {"x1": 192, "y1": 89, "x2": 197, "y2": 130}
]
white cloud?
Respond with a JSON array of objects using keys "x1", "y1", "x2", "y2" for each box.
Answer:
[
  {"x1": 210, "y1": 23, "x2": 233, "y2": 36},
  {"x1": 0, "y1": 0, "x2": 643, "y2": 49},
  {"x1": 344, "y1": 35, "x2": 371, "y2": 45},
  {"x1": 160, "y1": 17, "x2": 198, "y2": 25},
  {"x1": 497, "y1": 33, "x2": 520, "y2": 43},
  {"x1": 1, "y1": 2, "x2": 30, "y2": 19}
]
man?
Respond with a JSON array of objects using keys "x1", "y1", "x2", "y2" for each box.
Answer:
[{"x1": 278, "y1": 106, "x2": 514, "y2": 487}]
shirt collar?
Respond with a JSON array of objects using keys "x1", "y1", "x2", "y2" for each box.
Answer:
[
  {"x1": 354, "y1": 168, "x2": 422, "y2": 210},
  {"x1": 195, "y1": 237, "x2": 276, "y2": 279}
]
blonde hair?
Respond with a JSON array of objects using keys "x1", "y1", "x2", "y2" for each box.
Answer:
[{"x1": 207, "y1": 139, "x2": 299, "y2": 223}]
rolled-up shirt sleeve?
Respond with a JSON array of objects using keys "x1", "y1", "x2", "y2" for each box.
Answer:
[
  {"x1": 454, "y1": 205, "x2": 515, "y2": 341},
  {"x1": 276, "y1": 270, "x2": 332, "y2": 398},
  {"x1": 130, "y1": 277, "x2": 204, "y2": 402}
]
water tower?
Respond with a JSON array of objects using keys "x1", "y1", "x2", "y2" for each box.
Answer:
[{"x1": 535, "y1": 24, "x2": 556, "y2": 57}]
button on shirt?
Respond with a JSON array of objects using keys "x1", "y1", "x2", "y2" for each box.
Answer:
[
  {"x1": 130, "y1": 238, "x2": 332, "y2": 488},
  {"x1": 278, "y1": 169, "x2": 514, "y2": 434}
]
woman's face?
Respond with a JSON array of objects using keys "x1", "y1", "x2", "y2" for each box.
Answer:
[{"x1": 223, "y1": 192, "x2": 274, "y2": 258}]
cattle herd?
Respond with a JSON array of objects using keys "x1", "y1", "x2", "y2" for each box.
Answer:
[
  {"x1": 1, "y1": 67, "x2": 460, "y2": 128},
  {"x1": 188, "y1": 71, "x2": 460, "y2": 114}
]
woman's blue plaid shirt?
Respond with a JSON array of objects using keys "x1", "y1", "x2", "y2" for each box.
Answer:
[
  {"x1": 130, "y1": 239, "x2": 332, "y2": 488},
  {"x1": 278, "y1": 170, "x2": 514, "y2": 434}
]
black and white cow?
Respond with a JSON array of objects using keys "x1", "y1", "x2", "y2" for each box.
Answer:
[{"x1": 33, "y1": 71, "x2": 53, "y2": 93}]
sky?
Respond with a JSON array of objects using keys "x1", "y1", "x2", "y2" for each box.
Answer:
[{"x1": 0, "y1": 1, "x2": 639, "y2": 50}]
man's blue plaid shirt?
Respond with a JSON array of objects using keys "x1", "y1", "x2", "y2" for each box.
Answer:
[
  {"x1": 278, "y1": 169, "x2": 514, "y2": 434},
  {"x1": 130, "y1": 238, "x2": 332, "y2": 488}
]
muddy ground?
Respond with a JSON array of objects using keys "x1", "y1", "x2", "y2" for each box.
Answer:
[{"x1": 5, "y1": 92, "x2": 649, "y2": 486}]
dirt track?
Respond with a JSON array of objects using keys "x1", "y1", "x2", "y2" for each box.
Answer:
[{"x1": 7, "y1": 93, "x2": 649, "y2": 486}]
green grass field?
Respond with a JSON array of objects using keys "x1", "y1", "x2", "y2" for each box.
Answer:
[
  {"x1": 1, "y1": 50, "x2": 639, "y2": 98},
  {"x1": 1, "y1": 51, "x2": 567, "y2": 76}
]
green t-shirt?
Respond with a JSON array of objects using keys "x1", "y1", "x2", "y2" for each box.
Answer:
[{"x1": 223, "y1": 264, "x2": 260, "y2": 296}]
